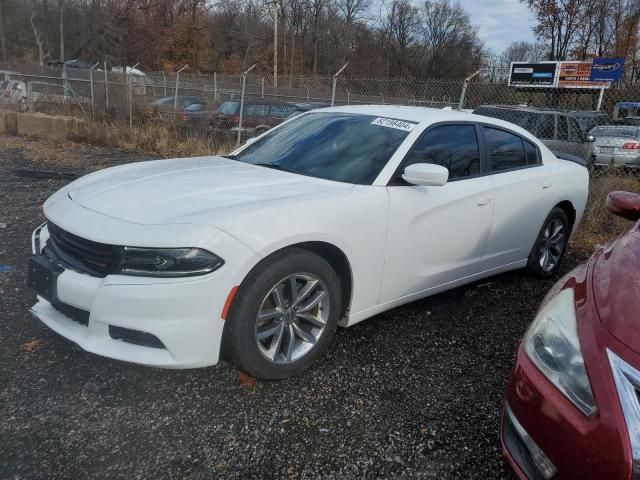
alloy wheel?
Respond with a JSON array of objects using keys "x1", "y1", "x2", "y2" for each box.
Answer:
[
  {"x1": 538, "y1": 218, "x2": 566, "y2": 273},
  {"x1": 255, "y1": 273, "x2": 330, "y2": 364}
]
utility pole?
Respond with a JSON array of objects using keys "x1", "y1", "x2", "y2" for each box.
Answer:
[
  {"x1": 273, "y1": 3, "x2": 278, "y2": 88},
  {"x1": 59, "y1": 0, "x2": 64, "y2": 62}
]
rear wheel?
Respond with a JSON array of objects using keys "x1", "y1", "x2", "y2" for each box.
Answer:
[
  {"x1": 222, "y1": 248, "x2": 341, "y2": 379},
  {"x1": 527, "y1": 207, "x2": 570, "y2": 278}
]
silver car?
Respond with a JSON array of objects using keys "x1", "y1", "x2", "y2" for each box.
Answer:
[{"x1": 590, "y1": 125, "x2": 640, "y2": 168}]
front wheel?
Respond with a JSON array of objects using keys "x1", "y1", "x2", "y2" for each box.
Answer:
[
  {"x1": 527, "y1": 207, "x2": 570, "y2": 278},
  {"x1": 222, "y1": 248, "x2": 341, "y2": 379}
]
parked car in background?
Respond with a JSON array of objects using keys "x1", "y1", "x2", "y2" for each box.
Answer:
[
  {"x1": 285, "y1": 102, "x2": 331, "y2": 121},
  {"x1": 567, "y1": 110, "x2": 609, "y2": 134},
  {"x1": 613, "y1": 101, "x2": 640, "y2": 123},
  {"x1": 501, "y1": 190, "x2": 640, "y2": 480},
  {"x1": 27, "y1": 106, "x2": 588, "y2": 379},
  {"x1": 473, "y1": 105, "x2": 594, "y2": 159},
  {"x1": 63, "y1": 59, "x2": 95, "y2": 70},
  {"x1": 212, "y1": 98, "x2": 297, "y2": 134},
  {"x1": 589, "y1": 125, "x2": 640, "y2": 169},
  {"x1": 177, "y1": 101, "x2": 218, "y2": 130},
  {"x1": 152, "y1": 96, "x2": 206, "y2": 119}
]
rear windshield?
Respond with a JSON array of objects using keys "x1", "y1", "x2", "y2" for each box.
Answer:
[
  {"x1": 591, "y1": 126, "x2": 638, "y2": 138},
  {"x1": 216, "y1": 101, "x2": 239, "y2": 115}
]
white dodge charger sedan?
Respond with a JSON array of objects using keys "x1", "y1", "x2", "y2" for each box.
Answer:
[{"x1": 27, "y1": 106, "x2": 589, "y2": 378}]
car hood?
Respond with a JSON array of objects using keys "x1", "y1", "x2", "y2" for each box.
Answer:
[
  {"x1": 593, "y1": 224, "x2": 640, "y2": 353},
  {"x1": 57, "y1": 156, "x2": 352, "y2": 225}
]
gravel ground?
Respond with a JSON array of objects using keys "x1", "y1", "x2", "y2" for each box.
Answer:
[{"x1": 0, "y1": 135, "x2": 582, "y2": 479}]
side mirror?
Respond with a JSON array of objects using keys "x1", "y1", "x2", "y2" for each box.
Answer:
[
  {"x1": 606, "y1": 191, "x2": 640, "y2": 221},
  {"x1": 402, "y1": 163, "x2": 449, "y2": 187},
  {"x1": 585, "y1": 134, "x2": 596, "y2": 143}
]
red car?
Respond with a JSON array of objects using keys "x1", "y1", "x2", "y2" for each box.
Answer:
[{"x1": 502, "y1": 190, "x2": 640, "y2": 480}]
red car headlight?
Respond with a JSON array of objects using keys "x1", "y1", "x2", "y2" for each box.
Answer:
[{"x1": 523, "y1": 288, "x2": 597, "y2": 416}]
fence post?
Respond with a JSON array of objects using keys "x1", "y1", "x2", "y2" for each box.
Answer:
[
  {"x1": 596, "y1": 86, "x2": 605, "y2": 111},
  {"x1": 458, "y1": 69, "x2": 481, "y2": 111},
  {"x1": 89, "y1": 68, "x2": 95, "y2": 120},
  {"x1": 173, "y1": 64, "x2": 189, "y2": 123},
  {"x1": 129, "y1": 80, "x2": 134, "y2": 129},
  {"x1": 103, "y1": 62, "x2": 109, "y2": 112},
  {"x1": 162, "y1": 71, "x2": 167, "y2": 96},
  {"x1": 238, "y1": 64, "x2": 258, "y2": 146},
  {"x1": 261, "y1": 77, "x2": 265, "y2": 99},
  {"x1": 331, "y1": 63, "x2": 348, "y2": 107},
  {"x1": 214, "y1": 72, "x2": 218, "y2": 101}
]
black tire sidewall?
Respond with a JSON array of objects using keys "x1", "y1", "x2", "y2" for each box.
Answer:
[
  {"x1": 222, "y1": 248, "x2": 341, "y2": 379},
  {"x1": 527, "y1": 207, "x2": 570, "y2": 278}
]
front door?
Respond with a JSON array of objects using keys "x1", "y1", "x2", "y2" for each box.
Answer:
[{"x1": 380, "y1": 124, "x2": 495, "y2": 303}]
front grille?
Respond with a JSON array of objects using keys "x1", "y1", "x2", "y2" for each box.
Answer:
[
  {"x1": 44, "y1": 223, "x2": 116, "y2": 277},
  {"x1": 51, "y1": 301, "x2": 90, "y2": 326}
]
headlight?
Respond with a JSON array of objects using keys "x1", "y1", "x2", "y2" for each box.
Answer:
[
  {"x1": 523, "y1": 288, "x2": 596, "y2": 416},
  {"x1": 114, "y1": 247, "x2": 224, "y2": 277}
]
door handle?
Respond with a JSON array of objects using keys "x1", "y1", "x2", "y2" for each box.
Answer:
[
  {"x1": 542, "y1": 182, "x2": 552, "y2": 189},
  {"x1": 477, "y1": 197, "x2": 491, "y2": 206}
]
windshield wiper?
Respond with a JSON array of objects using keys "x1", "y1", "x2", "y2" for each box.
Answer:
[
  {"x1": 254, "y1": 163, "x2": 299, "y2": 174},
  {"x1": 221, "y1": 154, "x2": 238, "y2": 160}
]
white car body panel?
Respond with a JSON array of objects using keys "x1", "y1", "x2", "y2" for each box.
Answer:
[{"x1": 29, "y1": 105, "x2": 589, "y2": 368}]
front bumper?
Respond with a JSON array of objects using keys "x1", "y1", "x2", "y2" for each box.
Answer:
[{"x1": 29, "y1": 222, "x2": 260, "y2": 368}]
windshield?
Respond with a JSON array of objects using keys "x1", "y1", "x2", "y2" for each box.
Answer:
[
  {"x1": 217, "y1": 101, "x2": 239, "y2": 115},
  {"x1": 234, "y1": 112, "x2": 414, "y2": 184},
  {"x1": 591, "y1": 126, "x2": 638, "y2": 138}
]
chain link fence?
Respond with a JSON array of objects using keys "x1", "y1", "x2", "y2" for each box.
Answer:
[{"x1": 2, "y1": 62, "x2": 640, "y2": 180}]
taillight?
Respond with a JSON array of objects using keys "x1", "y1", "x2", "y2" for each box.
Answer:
[
  {"x1": 622, "y1": 142, "x2": 640, "y2": 150},
  {"x1": 181, "y1": 114, "x2": 189, "y2": 121}
]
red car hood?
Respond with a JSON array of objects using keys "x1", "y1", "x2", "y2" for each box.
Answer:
[{"x1": 593, "y1": 223, "x2": 640, "y2": 353}]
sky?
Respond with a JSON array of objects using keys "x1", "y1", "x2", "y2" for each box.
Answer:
[{"x1": 457, "y1": 0, "x2": 537, "y2": 54}]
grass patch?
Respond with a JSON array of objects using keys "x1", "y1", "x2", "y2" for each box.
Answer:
[
  {"x1": 75, "y1": 121, "x2": 235, "y2": 158},
  {"x1": 572, "y1": 173, "x2": 640, "y2": 254}
]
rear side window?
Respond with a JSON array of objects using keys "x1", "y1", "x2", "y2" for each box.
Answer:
[
  {"x1": 535, "y1": 114, "x2": 555, "y2": 139},
  {"x1": 246, "y1": 104, "x2": 269, "y2": 116},
  {"x1": 557, "y1": 116, "x2": 569, "y2": 141},
  {"x1": 523, "y1": 140, "x2": 539, "y2": 165},
  {"x1": 405, "y1": 125, "x2": 480, "y2": 179},
  {"x1": 568, "y1": 117, "x2": 583, "y2": 142},
  {"x1": 270, "y1": 104, "x2": 295, "y2": 118},
  {"x1": 484, "y1": 127, "x2": 528, "y2": 172}
]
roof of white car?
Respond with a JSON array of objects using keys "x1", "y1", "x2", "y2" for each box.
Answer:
[
  {"x1": 320, "y1": 104, "x2": 540, "y2": 143},
  {"x1": 322, "y1": 105, "x2": 480, "y2": 124}
]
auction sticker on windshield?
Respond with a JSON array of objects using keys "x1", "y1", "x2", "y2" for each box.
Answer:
[{"x1": 371, "y1": 117, "x2": 416, "y2": 132}]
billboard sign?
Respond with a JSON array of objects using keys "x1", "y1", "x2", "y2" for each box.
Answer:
[
  {"x1": 508, "y1": 62, "x2": 558, "y2": 88},
  {"x1": 557, "y1": 61, "x2": 609, "y2": 88},
  {"x1": 591, "y1": 57, "x2": 625, "y2": 82}
]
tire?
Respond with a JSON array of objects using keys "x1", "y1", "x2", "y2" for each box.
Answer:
[
  {"x1": 255, "y1": 126, "x2": 270, "y2": 135},
  {"x1": 527, "y1": 207, "x2": 570, "y2": 278},
  {"x1": 221, "y1": 247, "x2": 342, "y2": 379}
]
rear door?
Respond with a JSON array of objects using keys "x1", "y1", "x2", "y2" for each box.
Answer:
[{"x1": 479, "y1": 125, "x2": 553, "y2": 271}]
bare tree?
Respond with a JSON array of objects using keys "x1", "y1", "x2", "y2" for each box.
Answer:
[
  {"x1": 30, "y1": 3, "x2": 45, "y2": 65},
  {"x1": 0, "y1": 0, "x2": 7, "y2": 62}
]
